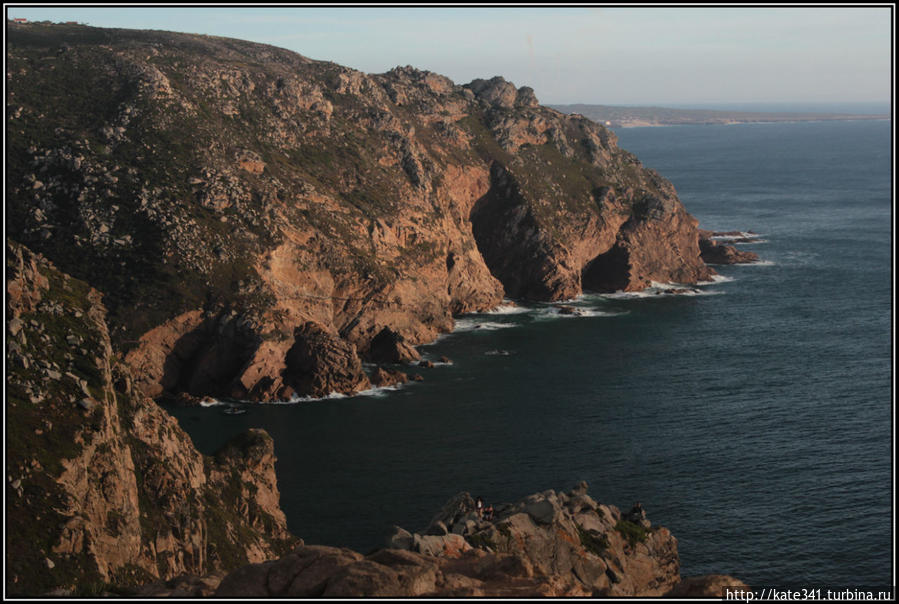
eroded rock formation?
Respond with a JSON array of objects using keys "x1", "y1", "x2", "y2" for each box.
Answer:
[
  {"x1": 7, "y1": 22, "x2": 720, "y2": 403},
  {"x1": 210, "y1": 482, "x2": 747, "y2": 598},
  {"x1": 5, "y1": 22, "x2": 754, "y2": 596},
  {"x1": 6, "y1": 242, "x2": 295, "y2": 596}
]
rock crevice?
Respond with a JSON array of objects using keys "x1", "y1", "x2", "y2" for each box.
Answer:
[{"x1": 9, "y1": 22, "x2": 726, "y2": 402}]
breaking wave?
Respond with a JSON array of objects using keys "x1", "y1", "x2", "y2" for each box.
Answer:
[
  {"x1": 596, "y1": 281, "x2": 724, "y2": 299},
  {"x1": 452, "y1": 318, "x2": 518, "y2": 332},
  {"x1": 710, "y1": 231, "x2": 763, "y2": 241},
  {"x1": 484, "y1": 302, "x2": 531, "y2": 315},
  {"x1": 697, "y1": 274, "x2": 736, "y2": 285}
]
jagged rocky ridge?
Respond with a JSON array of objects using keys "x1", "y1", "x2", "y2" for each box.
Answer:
[
  {"x1": 5, "y1": 22, "x2": 757, "y2": 596},
  {"x1": 6, "y1": 241, "x2": 295, "y2": 595},
  {"x1": 5, "y1": 22, "x2": 752, "y2": 405},
  {"x1": 171, "y1": 483, "x2": 746, "y2": 598}
]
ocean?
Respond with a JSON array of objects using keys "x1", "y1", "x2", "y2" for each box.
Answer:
[{"x1": 164, "y1": 119, "x2": 893, "y2": 586}]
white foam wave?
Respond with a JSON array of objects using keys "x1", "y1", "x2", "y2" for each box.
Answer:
[
  {"x1": 453, "y1": 319, "x2": 517, "y2": 332},
  {"x1": 261, "y1": 382, "x2": 414, "y2": 405},
  {"x1": 354, "y1": 384, "x2": 406, "y2": 398},
  {"x1": 265, "y1": 391, "x2": 350, "y2": 405},
  {"x1": 739, "y1": 260, "x2": 776, "y2": 267},
  {"x1": 710, "y1": 231, "x2": 763, "y2": 241},
  {"x1": 697, "y1": 274, "x2": 736, "y2": 285},
  {"x1": 484, "y1": 302, "x2": 531, "y2": 315},
  {"x1": 649, "y1": 280, "x2": 686, "y2": 290},
  {"x1": 532, "y1": 307, "x2": 624, "y2": 320},
  {"x1": 601, "y1": 282, "x2": 724, "y2": 299}
]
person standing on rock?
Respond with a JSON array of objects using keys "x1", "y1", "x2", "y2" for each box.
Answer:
[{"x1": 475, "y1": 496, "x2": 484, "y2": 519}]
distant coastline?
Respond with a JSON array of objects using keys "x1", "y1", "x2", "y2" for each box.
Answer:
[{"x1": 551, "y1": 103, "x2": 890, "y2": 128}]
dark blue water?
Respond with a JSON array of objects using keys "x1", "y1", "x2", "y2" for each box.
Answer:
[{"x1": 165, "y1": 120, "x2": 892, "y2": 586}]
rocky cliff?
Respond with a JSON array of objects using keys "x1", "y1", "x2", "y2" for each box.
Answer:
[
  {"x1": 7, "y1": 22, "x2": 721, "y2": 404},
  {"x1": 202, "y1": 483, "x2": 747, "y2": 598},
  {"x1": 6, "y1": 21, "x2": 753, "y2": 596},
  {"x1": 6, "y1": 241, "x2": 295, "y2": 596}
]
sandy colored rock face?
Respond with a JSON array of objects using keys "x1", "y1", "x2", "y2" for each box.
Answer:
[
  {"x1": 214, "y1": 482, "x2": 743, "y2": 598},
  {"x1": 9, "y1": 23, "x2": 719, "y2": 403},
  {"x1": 6, "y1": 242, "x2": 295, "y2": 596},
  {"x1": 6, "y1": 22, "x2": 753, "y2": 598}
]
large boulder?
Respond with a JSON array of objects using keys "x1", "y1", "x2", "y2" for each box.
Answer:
[
  {"x1": 366, "y1": 327, "x2": 420, "y2": 364},
  {"x1": 283, "y1": 322, "x2": 370, "y2": 397}
]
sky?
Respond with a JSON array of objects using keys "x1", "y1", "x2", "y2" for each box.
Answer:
[{"x1": 4, "y1": 5, "x2": 893, "y2": 106}]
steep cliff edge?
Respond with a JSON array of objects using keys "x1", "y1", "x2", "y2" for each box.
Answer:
[
  {"x1": 8, "y1": 22, "x2": 716, "y2": 403},
  {"x1": 6, "y1": 241, "x2": 295, "y2": 596}
]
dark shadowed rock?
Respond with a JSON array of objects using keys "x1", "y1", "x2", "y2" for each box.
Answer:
[
  {"x1": 370, "y1": 366, "x2": 409, "y2": 388},
  {"x1": 367, "y1": 327, "x2": 421, "y2": 364},
  {"x1": 698, "y1": 230, "x2": 760, "y2": 264},
  {"x1": 5, "y1": 242, "x2": 296, "y2": 596},
  {"x1": 467, "y1": 76, "x2": 519, "y2": 109},
  {"x1": 283, "y1": 322, "x2": 370, "y2": 397},
  {"x1": 213, "y1": 482, "x2": 732, "y2": 597}
]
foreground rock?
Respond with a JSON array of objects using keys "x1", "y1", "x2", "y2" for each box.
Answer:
[
  {"x1": 6, "y1": 242, "x2": 296, "y2": 596},
  {"x1": 698, "y1": 230, "x2": 761, "y2": 264},
  {"x1": 9, "y1": 22, "x2": 716, "y2": 404},
  {"x1": 214, "y1": 482, "x2": 745, "y2": 597}
]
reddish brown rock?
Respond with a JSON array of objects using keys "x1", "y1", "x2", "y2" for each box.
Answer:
[
  {"x1": 213, "y1": 482, "x2": 729, "y2": 598},
  {"x1": 370, "y1": 367, "x2": 409, "y2": 388},
  {"x1": 283, "y1": 322, "x2": 370, "y2": 398},
  {"x1": 6, "y1": 242, "x2": 296, "y2": 596},
  {"x1": 366, "y1": 327, "x2": 421, "y2": 364},
  {"x1": 9, "y1": 25, "x2": 726, "y2": 405},
  {"x1": 699, "y1": 234, "x2": 760, "y2": 265}
]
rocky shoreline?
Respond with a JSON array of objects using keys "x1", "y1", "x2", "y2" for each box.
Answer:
[
  {"x1": 7, "y1": 22, "x2": 726, "y2": 410},
  {"x1": 7, "y1": 21, "x2": 759, "y2": 596},
  {"x1": 136, "y1": 483, "x2": 747, "y2": 598}
]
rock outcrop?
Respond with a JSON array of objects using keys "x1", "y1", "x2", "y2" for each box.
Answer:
[
  {"x1": 6, "y1": 241, "x2": 296, "y2": 596},
  {"x1": 8, "y1": 22, "x2": 718, "y2": 403},
  {"x1": 212, "y1": 482, "x2": 746, "y2": 598},
  {"x1": 698, "y1": 230, "x2": 760, "y2": 265}
]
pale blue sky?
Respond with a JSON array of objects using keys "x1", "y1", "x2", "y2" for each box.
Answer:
[{"x1": 5, "y1": 6, "x2": 892, "y2": 105}]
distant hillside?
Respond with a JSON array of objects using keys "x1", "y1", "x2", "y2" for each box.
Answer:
[{"x1": 551, "y1": 104, "x2": 889, "y2": 128}]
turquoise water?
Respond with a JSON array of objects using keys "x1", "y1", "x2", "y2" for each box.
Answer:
[{"x1": 165, "y1": 120, "x2": 892, "y2": 585}]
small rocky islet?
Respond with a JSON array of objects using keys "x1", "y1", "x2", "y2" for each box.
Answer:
[{"x1": 6, "y1": 20, "x2": 758, "y2": 596}]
